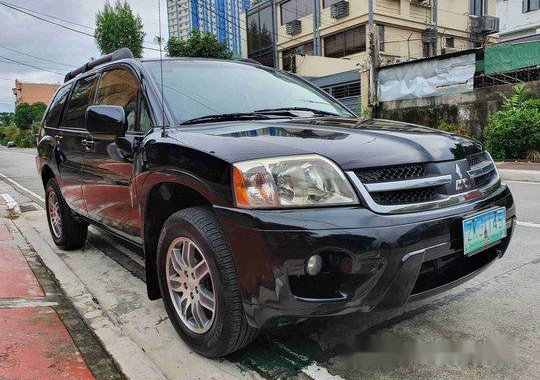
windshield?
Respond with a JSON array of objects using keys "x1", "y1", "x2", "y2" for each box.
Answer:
[{"x1": 143, "y1": 60, "x2": 355, "y2": 124}]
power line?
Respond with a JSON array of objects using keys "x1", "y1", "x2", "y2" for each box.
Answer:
[
  {"x1": 0, "y1": 45, "x2": 77, "y2": 68},
  {"x1": 0, "y1": 0, "x2": 94, "y2": 30},
  {"x1": 0, "y1": 54, "x2": 64, "y2": 76},
  {"x1": 0, "y1": 1, "x2": 161, "y2": 52}
]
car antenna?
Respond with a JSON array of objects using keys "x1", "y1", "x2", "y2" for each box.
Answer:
[{"x1": 157, "y1": 0, "x2": 166, "y2": 137}]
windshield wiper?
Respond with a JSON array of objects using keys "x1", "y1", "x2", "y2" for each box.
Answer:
[
  {"x1": 254, "y1": 107, "x2": 342, "y2": 117},
  {"x1": 181, "y1": 112, "x2": 273, "y2": 125}
]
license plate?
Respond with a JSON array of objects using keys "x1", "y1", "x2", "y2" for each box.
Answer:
[{"x1": 463, "y1": 207, "x2": 507, "y2": 256}]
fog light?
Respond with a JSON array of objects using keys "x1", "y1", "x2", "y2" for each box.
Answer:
[{"x1": 306, "y1": 254, "x2": 323, "y2": 276}]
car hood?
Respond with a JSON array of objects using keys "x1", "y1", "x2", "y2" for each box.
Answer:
[{"x1": 167, "y1": 118, "x2": 483, "y2": 170}]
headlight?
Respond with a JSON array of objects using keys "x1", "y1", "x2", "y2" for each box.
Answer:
[{"x1": 232, "y1": 154, "x2": 359, "y2": 209}]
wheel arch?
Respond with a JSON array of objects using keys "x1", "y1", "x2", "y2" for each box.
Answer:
[
  {"x1": 142, "y1": 178, "x2": 216, "y2": 300},
  {"x1": 41, "y1": 164, "x2": 56, "y2": 189}
]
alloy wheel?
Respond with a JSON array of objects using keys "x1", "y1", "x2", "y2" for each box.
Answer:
[
  {"x1": 47, "y1": 191, "x2": 62, "y2": 238},
  {"x1": 166, "y1": 237, "x2": 216, "y2": 334}
]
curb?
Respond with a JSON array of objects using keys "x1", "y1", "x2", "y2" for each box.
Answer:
[{"x1": 12, "y1": 215, "x2": 168, "y2": 380}]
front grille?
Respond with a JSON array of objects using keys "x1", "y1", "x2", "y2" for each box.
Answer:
[
  {"x1": 371, "y1": 186, "x2": 439, "y2": 205},
  {"x1": 474, "y1": 170, "x2": 495, "y2": 188},
  {"x1": 355, "y1": 164, "x2": 426, "y2": 184},
  {"x1": 467, "y1": 152, "x2": 488, "y2": 167},
  {"x1": 350, "y1": 151, "x2": 499, "y2": 213}
]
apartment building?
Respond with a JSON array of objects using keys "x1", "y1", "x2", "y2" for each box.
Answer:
[
  {"x1": 497, "y1": 0, "x2": 540, "y2": 41},
  {"x1": 246, "y1": 0, "x2": 499, "y2": 72},
  {"x1": 11, "y1": 80, "x2": 59, "y2": 107},
  {"x1": 167, "y1": 0, "x2": 251, "y2": 55}
]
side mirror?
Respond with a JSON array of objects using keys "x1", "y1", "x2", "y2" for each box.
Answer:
[{"x1": 85, "y1": 105, "x2": 126, "y2": 136}]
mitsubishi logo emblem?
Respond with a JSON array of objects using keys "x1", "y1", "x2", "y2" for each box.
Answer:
[
  {"x1": 455, "y1": 163, "x2": 463, "y2": 179},
  {"x1": 455, "y1": 163, "x2": 471, "y2": 191}
]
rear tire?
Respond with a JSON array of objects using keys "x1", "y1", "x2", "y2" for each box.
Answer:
[
  {"x1": 157, "y1": 206, "x2": 258, "y2": 357},
  {"x1": 45, "y1": 178, "x2": 88, "y2": 250}
]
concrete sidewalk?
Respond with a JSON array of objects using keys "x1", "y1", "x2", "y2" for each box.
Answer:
[
  {"x1": 0, "y1": 198, "x2": 121, "y2": 380},
  {"x1": 497, "y1": 161, "x2": 540, "y2": 182}
]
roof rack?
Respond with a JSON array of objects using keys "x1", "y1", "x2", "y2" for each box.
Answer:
[{"x1": 64, "y1": 48, "x2": 134, "y2": 82}]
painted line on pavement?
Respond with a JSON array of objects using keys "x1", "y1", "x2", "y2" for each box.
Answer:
[
  {"x1": 505, "y1": 180, "x2": 540, "y2": 185},
  {"x1": 0, "y1": 299, "x2": 59, "y2": 309},
  {"x1": 517, "y1": 221, "x2": 540, "y2": 229},
  {"x1": 0, "y1": 172, "x2": 45, "y2": 203}
]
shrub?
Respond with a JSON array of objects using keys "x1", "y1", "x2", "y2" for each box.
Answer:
[
  {"x1": 0, "y1": 124, "x2": 19, "y2": 145},
  {"x1": 484, "y1": 85, "x2": 540, "y2": 160}
]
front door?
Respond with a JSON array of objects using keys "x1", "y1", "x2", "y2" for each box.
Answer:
[
  {"x1": 81, "y1": 67, "x2": 144, "y2": 242},
  {"x1": 56, "y1": 74, "x2": 99, "y2": 215}
]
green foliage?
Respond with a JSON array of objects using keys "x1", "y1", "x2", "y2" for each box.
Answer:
[
  {"x1": 0, "y1": 112, "x2": 13, "y2": 126},
  {"x1": 95, "y1": 0, "x2": 145, "y2": 58},
  {"x1": 0, "y1": 123, "x2": 39, "y2": 148},
  {"x1": 484, "y1": 85, "x2": 540, "y2": 160},
  {"x1": 13, "y1": 102, "x2": 46, "y2": 130},
  {"x1": 436, "y1": 121, "x2": 472, "y2": 137},
  {"x1": 166, "y1": 30, "x2": 233, "y2": 59}
]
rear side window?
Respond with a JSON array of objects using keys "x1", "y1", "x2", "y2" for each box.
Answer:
[
  {"x1": 63, "y1": 75, "x2": 98, "y2": 129},
  {"x1": 95, "y1": 69, "x2": 139, "y2": 131},
  {"x1": 43, "y1": 84, "x2": 71, "y2": 128}
]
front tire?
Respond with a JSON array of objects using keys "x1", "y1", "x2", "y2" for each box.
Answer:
[
  {"x1": 45, "y1": 178, "x2": 88, "y2": 250},
  {"x1": 157, "y1": 206, "x2": 258, "y2": 357}
]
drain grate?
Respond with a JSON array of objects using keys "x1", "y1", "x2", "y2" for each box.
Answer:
[{"x1": 19, "y1": 204, "x2": 38, "y2": 213}]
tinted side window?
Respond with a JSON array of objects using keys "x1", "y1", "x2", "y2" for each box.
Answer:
[
  {"x1": 44, "y1": 84, "x2": 71, "y2": 128},
  {"x1": 95, "y1": 69, "x2": 139, "y2": 131},
  {"x1": 63, "y1": 75, "x2": 98, "y2": 129},
  {"x1": 140, "y1": 99, "x2": 153, "y2": 132}
]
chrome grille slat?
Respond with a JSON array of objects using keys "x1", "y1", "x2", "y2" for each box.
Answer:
[{"x1": 365, "y1": 174, "x2": 452, "y2": 192}]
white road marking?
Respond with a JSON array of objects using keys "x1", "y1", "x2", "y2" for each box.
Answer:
[
  {"x1": 0, "y1": 172, "x2": 45, "y2": 203},
  {"x1": 301, "y1": 362, "x2": 345, "y2": 380},
  {"x1": 0, "y1": 299, "x2": 59, "y2": 308},
  {"x1": 517, "y1": 221, "x2": 540, "y2": 229},
  {"x1": 505, "y1": 180, "x2": 540, "y2": 185}
]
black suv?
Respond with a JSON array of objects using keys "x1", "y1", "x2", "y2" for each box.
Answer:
[{"x1": 37, "y1": 49, "x2": 515, "y2": 357}]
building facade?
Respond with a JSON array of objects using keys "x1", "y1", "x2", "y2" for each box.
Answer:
[
  {"x1": 167, "y1": 0, "x2": 251, "y2": 55},
  {"x1": 11, "y1": 80, "x2": 59, "y2": 107},
  {"x1": 245, "y1": 0, "x2": 499, "y2": 72},
  {"x1": 497, "y1": 0, "x2": 540, "y2": 41}
]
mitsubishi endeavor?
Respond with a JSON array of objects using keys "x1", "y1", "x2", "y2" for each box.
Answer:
[{"x1": 36, "y1": 48, "x2": 515, "y2": 357}]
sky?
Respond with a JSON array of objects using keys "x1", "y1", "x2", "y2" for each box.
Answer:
[{"x1": 0, "y1": 0, "x2": 168, "y2": 112}]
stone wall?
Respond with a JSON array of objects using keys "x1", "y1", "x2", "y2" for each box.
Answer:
[{"x1": 377, "y1": 80, "x2": 540, "y2": 139}]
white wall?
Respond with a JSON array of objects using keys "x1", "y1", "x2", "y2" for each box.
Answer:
[{"x1": 497, "y1": 0, "x2": 540, "y2": 38}]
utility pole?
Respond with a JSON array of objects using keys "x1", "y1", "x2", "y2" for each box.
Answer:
[
  {"x1": 312, "y1": 0, "x2": 322, "y2": 56},
  {"x1": 367, "y1": 0, "x2": 378, "y2": 107},
  {"x1": 433, "y1": 0, "x2": 438, "y2": 56}
]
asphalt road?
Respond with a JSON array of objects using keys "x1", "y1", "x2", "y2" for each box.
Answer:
[{"x1": 0, "y1": 146, "x2": 539, "y2": 380}]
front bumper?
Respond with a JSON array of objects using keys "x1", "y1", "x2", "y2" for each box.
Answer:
[{"x1": 216, "y1": 183, "x2": 515, "y2": 328}]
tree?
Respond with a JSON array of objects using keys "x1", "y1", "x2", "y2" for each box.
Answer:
[
  {"x1": 94, "y1": 0, "x2": 145, "y2": 58},
  {"x1": 166, "y1": 30, "x2": 233, "y2": 59},
  {"x1": 0, "y1": 112, "x2": 13, "y2": 126},
  {"x1": 13, "y1": 102, "x2": 46, "y2": 130}
]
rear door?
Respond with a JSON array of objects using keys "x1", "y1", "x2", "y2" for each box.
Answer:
[
  {"x1": 56, "y1": 74, "x2": 99, "y2": 215},
  {"x1": 81, "y1": 67, "x2": 146, "y2": 241}
]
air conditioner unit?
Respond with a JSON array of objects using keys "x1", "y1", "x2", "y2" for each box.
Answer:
[
  {"x1": 330, "y1": 1, "x2": 349, "y2": 19},
  {"x1": 470, "y1": 15, "x2": 500, "y2": 35},
  {"x1": 286, "y1": 19, "x2": 302, "y2": 36}
]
